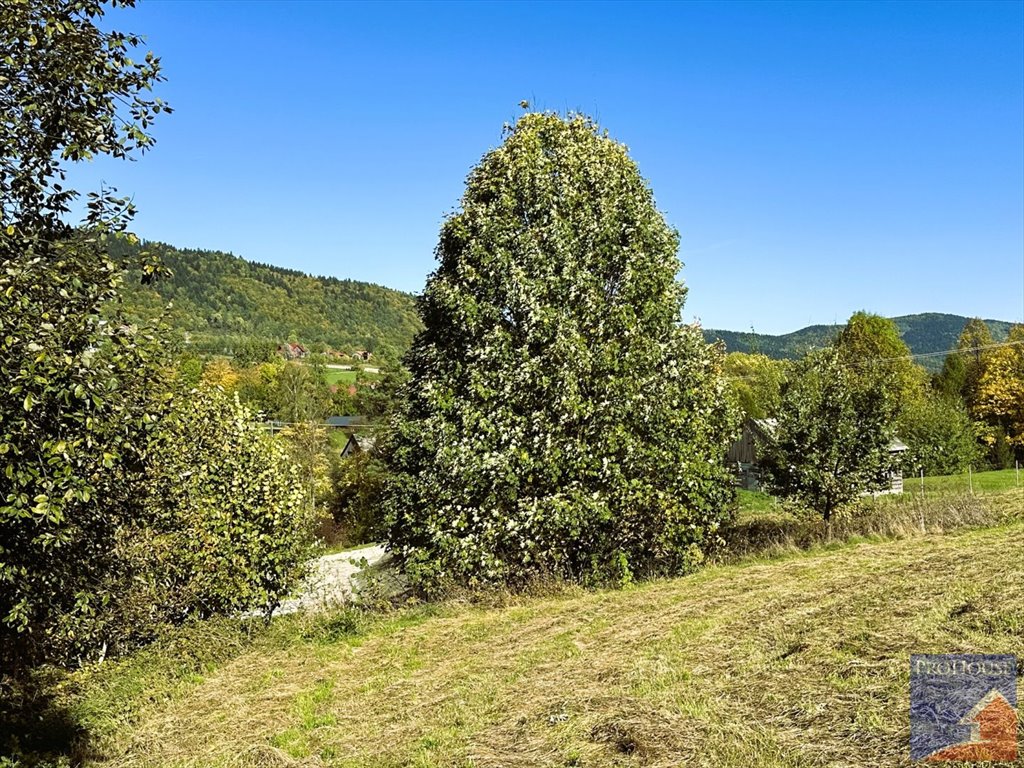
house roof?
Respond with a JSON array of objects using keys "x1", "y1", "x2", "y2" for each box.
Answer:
[
  {"x1": 341, "y1": 433, "x2": 377, "y2": 456},
  {"x1": 959, "y1": 689, "x2": 1015, "y2": 724},
  {"x1": 353, "y1": 435, "x2": 376, "y2": 451},
  {"x1": 325, "y1": 415, "x2": 364, "y2": 427},
  {"x1": 747, "y1": 417, "x2": 907, "y2": 453}
]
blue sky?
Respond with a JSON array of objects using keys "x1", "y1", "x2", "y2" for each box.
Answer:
[{"x1": 70, "y1": 0, "x2": 1023, "y2": 334}]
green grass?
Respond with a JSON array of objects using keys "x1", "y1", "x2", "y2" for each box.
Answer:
[
  {"x1": 735, "y1": 468, "x2": 1022, "y2": 517},
  {"x1": 22, "y1": 489, "x2": 1024, "y2": 768},
  {"x1": 322, "y1": 368, "x2": 359, "y2": 386},
  {"x1": 320, "y1": 366, "x2": 382, "y2": 387},
  {"x1": 900, "y1": 467, "x2": 1021, "y2": 496},
  {"x1": 734, "y1": 489, "x2": 785, "y2": 519}
]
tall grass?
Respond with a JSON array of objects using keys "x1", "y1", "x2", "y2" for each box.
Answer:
[{"x1": 724, "y1": 486, "x2": 1022, "y2": 561}]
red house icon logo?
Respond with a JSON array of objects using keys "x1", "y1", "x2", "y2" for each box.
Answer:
[{"x1": 925, "y1": 689, "x2": 1018, "y2": 762}]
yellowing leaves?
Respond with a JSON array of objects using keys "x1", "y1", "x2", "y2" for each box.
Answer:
[{"x1": 975, "y1": 326, "x2": 1024, "y2": 447}]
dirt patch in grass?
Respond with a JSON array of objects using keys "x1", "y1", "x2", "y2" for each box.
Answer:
[{"x1": 69, "y1": 513, "x2": 1024, "y2": 768}]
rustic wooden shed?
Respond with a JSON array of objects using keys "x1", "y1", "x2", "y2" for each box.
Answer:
[{"x1": 726, "y1": 418, "x2": 776, "y2": 490}]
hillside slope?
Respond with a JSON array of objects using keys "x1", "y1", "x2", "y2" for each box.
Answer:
[
  {"x1": 112, "y1": 239, "x2": 1014, "y2": 371},
  {"x1": 113, "y1": 239, "x2": 422, "y2": 360},
  {"x1": 60, "y1": 493, "x2": 1023, "y2": 768},
  {"x1": 704, "y1": 313, "x2": 1015, "y2": 370}
]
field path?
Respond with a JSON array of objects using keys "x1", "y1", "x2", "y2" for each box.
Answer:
[{"x1": 274, "y1": 544, "x2": 391, "y2": 614}]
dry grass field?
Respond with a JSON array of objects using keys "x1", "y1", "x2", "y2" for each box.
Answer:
[{"x1": 42, "y1": 488, "x2": 1023, "y2": 768}]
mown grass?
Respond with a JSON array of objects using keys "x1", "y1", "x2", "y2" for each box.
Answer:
[{"x1": 19, "y1": 488, "x2": 1024, "y2": 768}]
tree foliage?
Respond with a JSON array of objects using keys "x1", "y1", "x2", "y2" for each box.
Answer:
[
  {"x1": 0, "y1": 0, "x2": 169, "y2": 230},
  {"x1": 760, "y1": 347, "x2": 899, "y2": 521},
  {"x1": 937, "y1": 317, "x2": 994, "y2": 408},
  {"x1": 935, "y1": 319, "x2": 1021, "y2": 468},
  {"x1": 0, "y1": 233, "x2": 172, "y2": 669},
  {"x1": 723, "y1": 351, "x2": 784, "y2": 420},
  {"x1": 0, "y1": 0, "x2": 171, "y2": 673},
  {"x1": 897, "y1": 395, "x2": 982, "y2": 476},
  {"x1": 383, "y1": 113, "x2": 736, "y2": 591},
  {"x1": 135, "y1": 386, "x2": 315, "y2": 624},
  {"x1": 329, "y1": 450, "x2": 388, "y2": 547},
  {"x1": 110, "y1": 238, "x2": 421, "y2": 366},
  {"x1": 833, "y1": 310, "x2": 925, "y2": 409},
  {"x1": 974, "y1": 325, "x2": 1024, "y2": 459}
]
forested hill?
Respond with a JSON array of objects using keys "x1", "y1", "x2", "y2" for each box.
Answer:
[
  {"x1": 113, "y1": 238, "x2": 1013, "y2": 371},
  {"x1": 113, "y1": 239, "x2": 422, "y2": 361},
  {"x1": 703, "y1": 313, "x2": 1015, "y2": 371}
]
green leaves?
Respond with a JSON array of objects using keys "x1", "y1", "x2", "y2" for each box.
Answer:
[
  {"x1": 0, "y1": 0, "x2": 175, "y2": 676},
  {"x1": 140, "y1": 386, "x2": 315, "y2": 621},
  {"x1": 760, "y1": 346, "x2": 900, "y2": 521},
  {"x1": 384, "y1": 113, "x2": 737, "y2": 592}
]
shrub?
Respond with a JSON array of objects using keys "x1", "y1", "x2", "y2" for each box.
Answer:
[
  {"x1": 897, "y1": 394, "x2": 982, "y2": 476},
  {"x1": 0, "y1": 234, "x2": 173, "y2": 675},
  {"x1": 328, "y1": 451, "x2": 388, "y2": 546},
  {"x1": 131, "y1": 386, "x2": 316, "y2": 626},
  {"x1": 760, "y1": 346, "x2": 899, "y2": 522}
]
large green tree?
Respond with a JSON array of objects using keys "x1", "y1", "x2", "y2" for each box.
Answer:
[
  {"x1": 936, "y1": 317, "x2": 994, "y2": 407},
  {"x1": 974, "y1": 325, "x2": 1024, "y2": 463},
  {"x1": 723, "y1": 351, "x2": 785, "y2": 420},
  {"x1": 0, "y1": 0, "x2": 170, "y2": 672},
  {"x1": 833, "y1": 310, "x2": 925, "y2": 410},
  {"x1": 383, "y1": 113, "x2": 736, "y2": 591},
  {"x1": 897, "y1": 394, "x2": 982, "y2": 476}
]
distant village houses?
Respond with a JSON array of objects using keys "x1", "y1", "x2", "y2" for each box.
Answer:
[{"x1": 277, "y1": 342, "x2": 308, "y2": 360}]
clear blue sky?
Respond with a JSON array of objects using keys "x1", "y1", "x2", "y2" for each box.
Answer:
[{"x1": 70, "y1": 0, "x2": 1024, "y2": 334}]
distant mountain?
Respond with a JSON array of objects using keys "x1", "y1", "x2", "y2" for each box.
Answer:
[
  {"x1": 113, "y1": 239, "x2": 422, "y2": 362},
  {"x1": 112, "y1": 239, "x2": 1015, "y2": 373},
  {"x1": 703, "y1": 313, "x2": 1016, "y2": 371}
]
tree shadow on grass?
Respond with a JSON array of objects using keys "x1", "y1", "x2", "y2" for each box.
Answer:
[{"x1": 1, "y1": 675, "x2": 89, "y2": 768}]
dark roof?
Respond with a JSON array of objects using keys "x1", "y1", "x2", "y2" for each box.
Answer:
[
  {"x1": 325, "y1": 415, "x2": 364, "y2": 427},
  {"x1": 340, "y1": 433, "x2": 377, "y2": 457}
]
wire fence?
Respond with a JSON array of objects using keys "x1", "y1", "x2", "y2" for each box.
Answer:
[{"x1": 904, "y1": 462, "x2": 1021, "y2": 497}]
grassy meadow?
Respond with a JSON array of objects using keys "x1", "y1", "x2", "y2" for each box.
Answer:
[
  {"x1": 12, "y1": 484, "x2": 1022, "y2": 768},
  {"x1": 322, "y1": 368, "x2": 359, "y2": 387},
  {"x1": 900, "y1": 467, "x2": 1022, "y2": 497}
]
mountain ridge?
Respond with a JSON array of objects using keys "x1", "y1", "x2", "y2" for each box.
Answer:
[
  {"x1": 114, "y1": 239, "x2": 422, "y2": 363},
  {"x1": 702, "y1": 313, "x2": 1015, "y2": 371},
  {"x1": 114, "y1": 239, "x2": 1016, "y2": 371}
]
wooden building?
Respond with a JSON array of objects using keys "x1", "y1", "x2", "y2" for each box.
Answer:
[{"x1": 340, "y1": 434, "x2": 376, "y2": 458}]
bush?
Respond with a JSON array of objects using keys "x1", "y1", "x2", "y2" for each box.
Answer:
[
  {"x1": 897, "y1": 394, "x2": 982, "y2": 476},
  {"x1": 760, "y1": 346, "x2": 899, "y2": 522},
  {"x1": 123, "y1": 386, "x2": 316, "y2": 633},
  {"x1": 328, "y1": 450, "x2": 388, "y2": 546},
  {"x1": 0, "y1": 234, "x2": 172, "y2": 675}
]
